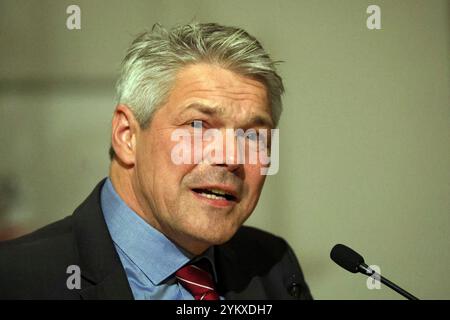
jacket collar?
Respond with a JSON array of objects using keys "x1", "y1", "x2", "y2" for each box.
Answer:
[
  {"x1": 71, "y1": 179, "x2": 133, "y2": 299},
  {"x1": 214, "y1": 242, "x2": 242, "y2": 299}
]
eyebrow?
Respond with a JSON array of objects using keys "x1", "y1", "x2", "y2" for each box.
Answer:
[{"x1": 181, "y1": 103, "x2": 274, "y2": 128}]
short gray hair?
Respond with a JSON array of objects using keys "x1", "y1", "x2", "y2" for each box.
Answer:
[{"x1": 110, "y1": 22, "x2": 284, "y2": 159}]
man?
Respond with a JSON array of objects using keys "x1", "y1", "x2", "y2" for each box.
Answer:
[{"x1": 0, "y1": 23, "x2": 312, "y2": 299}]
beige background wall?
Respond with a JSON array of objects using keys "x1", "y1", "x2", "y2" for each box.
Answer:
[{"x1": 0, "y1": 0, "x2": 448, "y2": 299}]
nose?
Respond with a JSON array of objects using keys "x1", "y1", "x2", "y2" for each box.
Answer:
[{"x1": 202, "y1": 128, "x2": 243, "y2": 174}]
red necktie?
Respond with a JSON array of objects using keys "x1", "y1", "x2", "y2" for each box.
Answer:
[{"x1": 175, "y1": 259, "x2": 220, "y2": 300}]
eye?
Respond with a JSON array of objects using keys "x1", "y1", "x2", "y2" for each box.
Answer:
[
  {"x1": 190, "y1": 120, "x2": 204, "y2": 129},
  {"x1": 235, "y1": 129, "x2": 258, "y2": 141},
  {"x1": 246, "y1": 131, "x2": 259, "y2": 141}
]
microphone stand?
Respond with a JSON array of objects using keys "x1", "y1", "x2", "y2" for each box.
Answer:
[{"x1": 358, "y1": 264, "x2": 419, "y2": 300}]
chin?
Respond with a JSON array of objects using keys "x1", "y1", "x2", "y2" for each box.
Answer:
[
  {"x1": 196, "y1": 227, "x2": 238, "y2": 246},
  {"x1": 179, "y1": 214, "x2": 243, "y2": 247}
]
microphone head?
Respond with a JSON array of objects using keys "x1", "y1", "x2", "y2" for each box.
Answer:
[{"x1": 330, "y1": 244, "x2": 365, "y2": 273}]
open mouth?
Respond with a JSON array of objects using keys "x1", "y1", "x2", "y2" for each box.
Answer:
[{"x1": 191, "y1": 188, "x2": 237, "y2": 202}]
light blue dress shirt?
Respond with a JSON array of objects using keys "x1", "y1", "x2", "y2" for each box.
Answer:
[{"x1": 100, "y1": 178, "x2": 219, "y2": 300}]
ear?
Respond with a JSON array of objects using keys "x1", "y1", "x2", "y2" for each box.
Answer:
[{"x1": 111, "y1": 104, "x2": 140, "y2": 166}]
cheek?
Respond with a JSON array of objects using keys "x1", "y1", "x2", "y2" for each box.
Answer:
[
  {"x1": 150, "y1": 133, "x2": 196, "y2": 190},
  {"x1": 146, "y1": 131, "x2": 183, "y2": 169},
  {"x1": 243, "y1": 165, "x2": 267, "y2": 202},
  {"x1": 136, "y1": 133, "x2": 176, "y2": 187}
]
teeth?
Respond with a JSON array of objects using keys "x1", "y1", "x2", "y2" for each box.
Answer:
[
  {"x1": 200, "y1": 192, "x2": 227, "y2": 200},
  {"x1": 207, "y1": 189, "x2": 228, "y2": 196}
]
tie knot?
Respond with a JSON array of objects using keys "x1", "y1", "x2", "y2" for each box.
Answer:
[{"x1": 175, "y1": 259, "x2": 220, "y2": 300}]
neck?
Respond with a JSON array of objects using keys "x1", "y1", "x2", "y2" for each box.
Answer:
[{"x1": 109, "y1": 159, "x2": 145, "y2": 221}]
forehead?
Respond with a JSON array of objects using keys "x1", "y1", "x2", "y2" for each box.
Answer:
[{"x1": 162, "y1": 63, "x2": 272, "y2": 126}]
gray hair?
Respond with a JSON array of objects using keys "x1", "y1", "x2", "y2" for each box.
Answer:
[{"x1": 110, "y1": 22, "x2": 284, "y2": 159}]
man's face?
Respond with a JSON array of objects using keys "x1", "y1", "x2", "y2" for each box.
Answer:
[{"x1": 132, "y1": 63, "x2": 273, "y2": 254}]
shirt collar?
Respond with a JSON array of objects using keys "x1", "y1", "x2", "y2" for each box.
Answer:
[{"x1": 100, "y1": 178, "x2": 217, "y2": 285}]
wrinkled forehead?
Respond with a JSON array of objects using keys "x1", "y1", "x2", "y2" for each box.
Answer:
[{"x1": 163, "y1": 64, "x2": 273, "y2": 126}]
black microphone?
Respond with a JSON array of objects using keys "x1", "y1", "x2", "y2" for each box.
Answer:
[{"x1": 330, "y1": 244, "x2": 419, "y2": 300}]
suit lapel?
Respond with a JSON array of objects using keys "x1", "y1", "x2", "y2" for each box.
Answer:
[
  {"x1": 215, "y1": 242, "x2": 240, "y2": 299},
  {"x1": 215, "y1": 242, "x2": 268, "y2": 300},
  {"x1": 72, "y1": 179, "x2": 133, "y2": 300},
  {"x1": 79, "y1": 264, "x2": 133, "y2": 299}
]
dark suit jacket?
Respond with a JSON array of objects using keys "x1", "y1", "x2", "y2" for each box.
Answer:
[{"x1": 0, "y1": 180, "x2": 312, "y2": 299}]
